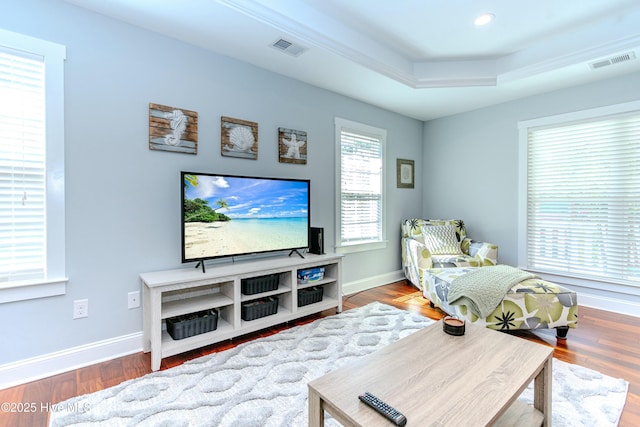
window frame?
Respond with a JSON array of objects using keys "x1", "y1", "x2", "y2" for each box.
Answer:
[
  {"x1": 334, "y1": 117, "x2": 387, "y2": 254},
  {"x1": 518, "y1": 100, "x2": 640, "y2": 297},
  {"x1": 0, "y1": 29, "x2": 67, "y2": 303}
]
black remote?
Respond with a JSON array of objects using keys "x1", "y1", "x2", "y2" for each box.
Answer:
[{"x1": 358, "y1": 392, "x2": 407, "y2": 426}]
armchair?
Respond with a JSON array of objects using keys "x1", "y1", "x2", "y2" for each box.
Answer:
[{"x1": 401, "y1": 218, "x2": 498, "y2": 291}]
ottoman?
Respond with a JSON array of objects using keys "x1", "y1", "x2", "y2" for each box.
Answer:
[{"x1": 423, "y1": 267, "x2": 578, "y2": 338}]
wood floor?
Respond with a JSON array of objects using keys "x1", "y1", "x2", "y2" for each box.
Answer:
[{"x1": 1, "y1": 280, "x2": 638, "y2": 426}]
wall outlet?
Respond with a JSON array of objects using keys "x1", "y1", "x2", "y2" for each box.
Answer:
[
  {"x1": 73, "y1": 299, "x2": 89, "y2": 319},
  {"x1": 128, "y1": 291, "x2": 140, "y2": 309}
]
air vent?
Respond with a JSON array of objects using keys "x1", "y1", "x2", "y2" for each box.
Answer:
[
  {"x1": 270, "y1": 38, "x2": 307, "y2": 57},
  {"x1": 589, "y1": 52, "x2": 636, "y2": 69}
]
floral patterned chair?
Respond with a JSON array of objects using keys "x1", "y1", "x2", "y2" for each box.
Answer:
[
  {"x1": 401, "y1": 219, "x2": 498, "y2": 274},
  {"x1": 401, "y1": 218, "x2": 578, "y2": 338}
]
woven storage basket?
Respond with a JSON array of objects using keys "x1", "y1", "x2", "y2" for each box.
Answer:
[
  {"x1": 166, "y1": 309, "x2": 218, "y2": 340},
  {"x1": 241, "y1": 296, "x2": 279, "y2": 321}
]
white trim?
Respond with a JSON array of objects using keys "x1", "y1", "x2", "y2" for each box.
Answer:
[
  {"x1": 335, "y1": 240, "x2": 388, "y2": 254},
  {"x1": 0, "y1": 332, "x2": 143, "y2": 390},
  {"x1": 518, "y1": 99, "x2": 640, "y2": 130},
  {"x1": 2, "y1": 268, "x2": 637, "y2": 390},
  {"x1": 342, "y1": 269, "x2": 404, "y2": 295},
  {"x1": 334, "y1": 117, "x2": 387, "y2": 253},
  {"x1": 218, "y1": 1, "x2": 640, "y2": 88},
  {"x1": 577, "y1": 291, "x2": 640, "y2": 318},
  {"x1": 0, "y1": 278, "x2": 67, "y2": 304},
  {"x1": 0, "y1": 29, "x2": 67, "y2": 302},
  {"x1": 522, "y1": 269, "x2": 640, "y2": 318}
]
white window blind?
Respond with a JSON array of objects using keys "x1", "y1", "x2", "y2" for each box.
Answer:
[
  {"x1": 0, "y1": 29, "x2": 66, "y2": 302},
  {"x1": 0, "y1": 47, "x2": 46, "y2": 283},
  {"x1": 335, "y1": 118, "x2": 386, "y2": 252},
  {"x1": 524, "y1": 109, "x2": 640, "y2": 286}
]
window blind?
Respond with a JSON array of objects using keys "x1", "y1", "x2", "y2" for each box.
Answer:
[
  {"x1": 526, "y1": 111, "x2": 640, "y2": 286},
  {"x1": 339, "y1": 128, "x2": 383, "y2": 244},
  {"x1": 0, "y1": 47, "x2": 46, "y2": 283}
]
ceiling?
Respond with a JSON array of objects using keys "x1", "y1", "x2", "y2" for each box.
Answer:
[{"x1": 64, "y1": 0, "x2": 640, "y2": 121}]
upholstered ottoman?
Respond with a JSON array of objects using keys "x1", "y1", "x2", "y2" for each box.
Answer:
[{"x1": 423, "y1": 267, "x2": 578, "y2": 338}]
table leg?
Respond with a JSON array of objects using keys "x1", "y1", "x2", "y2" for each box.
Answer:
[
  {"x1": 534, "y1": 356, "x2": 552, "y2": 426},
  {"x1": 308, "y1": 386, "x2": 324, "y2": 427}
]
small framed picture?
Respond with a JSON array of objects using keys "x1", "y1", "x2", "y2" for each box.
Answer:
[
  {"x1": 397, "y1": 158, "x2": 414, "y2": 188},
  {"x1": 278, "y1": 128, "x2": 307, "y2": 164},
  {"x1": 148, "y1": 103, "x2": 198, "y2": 154},
  {"x1": 221, "y1": 116, "x2": 258, "y2": 159}
]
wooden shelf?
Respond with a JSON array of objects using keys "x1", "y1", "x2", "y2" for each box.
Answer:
[
  {"x1": 298, "y1": 278, "x2": 335, "y2": 290},
  {"x1": 239, "y1": 284, "x2": 292, "y2": 302},
  {"x1": 161, "y1": 318, "x2": 235, "y2": 358},
  {"x1": 142, "y1": 253, "x2": 343, "y2": 371},
  {"x1": 162, "y1": 293, "x2": 233, "y2": 319}
]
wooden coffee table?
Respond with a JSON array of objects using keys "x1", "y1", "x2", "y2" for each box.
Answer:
[{"x1": 308, "y1": 321, "x2": 553, "y2": 426}]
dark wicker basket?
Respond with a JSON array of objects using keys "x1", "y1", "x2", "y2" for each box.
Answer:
[
  {"x1": 241, "y1": 296, "x2": 279, "y2": 321},
  {"x1": 241, "y1": 274, "x2": 280, "y2": 295},
  {"x1": 166, "y1": 309, "x2": 218, "y2": 340},
  {"x1": 298, "y1": 286, "x2": 324, "y2": 307}
]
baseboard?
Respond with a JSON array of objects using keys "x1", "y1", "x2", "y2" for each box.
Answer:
[
  {"x1": 342, "y1": 269, "x2": 405, "y2": 296},
  {"x1": 2, "y1": 269, "x2": 635, "y2": 390},
  {"x1": 576, "y1": 291, "x2": 640, "y2": 318},
  {"x1": 0, "y1": 332, "x2": 143, "y2": 390},
  {"x1": 0, "y1": 271, "x2": 406, "y2": 390}
]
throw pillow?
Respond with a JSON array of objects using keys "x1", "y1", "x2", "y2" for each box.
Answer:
[{"x1": 421, "y1": 224, "x2": 463, "y2": 255}]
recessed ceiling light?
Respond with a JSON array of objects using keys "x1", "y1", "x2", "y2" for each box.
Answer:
[{"x1": 474, "y1": 13, "x2": 495, "y2": 26}]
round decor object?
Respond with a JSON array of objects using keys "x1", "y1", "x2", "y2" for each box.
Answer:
[{"x1": 443, "y1": 316, "x2": 465, "y2": 336}]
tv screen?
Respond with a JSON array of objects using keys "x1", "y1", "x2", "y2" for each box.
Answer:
[{"x1": 181, "y1": 172, "x2": 310, "y2": 263}]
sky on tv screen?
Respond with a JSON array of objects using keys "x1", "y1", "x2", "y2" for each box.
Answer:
[{"x1": 184, "y1": 175, "x2": 309, "y2": 219}]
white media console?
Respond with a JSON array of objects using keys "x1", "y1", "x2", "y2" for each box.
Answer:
[{"x1": 141, "y1": 253, "x2": 343, "y2": 371}]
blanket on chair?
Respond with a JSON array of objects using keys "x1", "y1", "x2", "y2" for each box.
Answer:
[{"x1": 448, "y1": 265, "x2": 537, "y2": 318}]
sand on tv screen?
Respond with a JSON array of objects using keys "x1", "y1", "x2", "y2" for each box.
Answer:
[{"x1": 182, "y1": 172, "x2": 310, "y2": 262}]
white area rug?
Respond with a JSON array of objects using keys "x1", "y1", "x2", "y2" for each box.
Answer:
[{"x1": 49, "y1": 302, "x2": 629, "y2": 426}]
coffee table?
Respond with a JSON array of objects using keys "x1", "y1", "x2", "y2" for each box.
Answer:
[{"x1": 308, "y1": 321, "x2": 553, "y2": 426}]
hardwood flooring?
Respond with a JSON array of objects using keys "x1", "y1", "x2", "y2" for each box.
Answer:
[{"x1": 1, "y1": 280, "x2": 638, "y2": 426}]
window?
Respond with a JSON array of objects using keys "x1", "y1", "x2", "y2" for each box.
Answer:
[
  {"x1": 518, "y1": 101, "x2": 640, "y2": 289},
  {"x1": 335, "y1": 117, "x2": 386, "y2": 253},
  {"x1": 0, "y1": 29, "x2": 66, "y2": 303}
]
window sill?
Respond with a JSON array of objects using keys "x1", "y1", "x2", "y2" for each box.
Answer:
[
  {"x1": 336, "y1": 240, "x2": 388, "y2": 254},
  {"x1": 520, "y1": 268, "x2": 640, "y2": 296},
  {"x1": 0, "y1": 278, "x2": 68, "y2": 304}
]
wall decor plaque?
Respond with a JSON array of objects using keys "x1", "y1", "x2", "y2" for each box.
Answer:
[
  {"x1": 278, "y1": 128, "x2": 307, "y2": 164},
  {"x1": 221, "y1": 116, "x2": 258, "y2": 159},
  {"x1": 149, "y1": 103, "x2": 198, "y2": 154}
]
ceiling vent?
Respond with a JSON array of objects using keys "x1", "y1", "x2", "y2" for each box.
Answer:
[
  {"x1": 271, "y1": 38, "x2": 307, "y2": 57},
  {"x1": 589, "y1": 52, "x2": 636, "y2": 70}
]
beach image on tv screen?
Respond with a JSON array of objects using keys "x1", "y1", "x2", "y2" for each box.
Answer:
[{"x1": 183, "y1": 174, "x2": 309, "y2": 260}]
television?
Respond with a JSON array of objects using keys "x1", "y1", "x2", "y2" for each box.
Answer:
[{"x1": 181, "y1": 172, "x2": 310, "y2": 266}]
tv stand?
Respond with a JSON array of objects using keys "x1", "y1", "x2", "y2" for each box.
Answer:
[
  {"x1": 288, "y1": 249, "x2": 305, "y2": 258},
  {"x1": 141, "y1": 253, "x2": 343, "y2": 371}
]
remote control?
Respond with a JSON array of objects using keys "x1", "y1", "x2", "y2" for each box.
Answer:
[{"x1": 358, "y1": 392, "x2": 407, "y2": 426}]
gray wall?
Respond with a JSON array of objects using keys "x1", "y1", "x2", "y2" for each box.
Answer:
[{"x1": 0, "y1": 0, "x2": 423, "y2": 365}]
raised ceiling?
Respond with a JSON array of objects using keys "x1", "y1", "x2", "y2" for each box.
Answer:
[{"x1": 64, "y1": 0, "x2": 640, "y2": 120}]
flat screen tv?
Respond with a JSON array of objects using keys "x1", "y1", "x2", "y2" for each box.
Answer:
[{"x1": 181, "y1": 172, "x2": 310, "y2": 266}]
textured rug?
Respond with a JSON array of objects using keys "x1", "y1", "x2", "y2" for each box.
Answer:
[{"x1": 49, "y1": 302, "x2": 629, "y2": 427}]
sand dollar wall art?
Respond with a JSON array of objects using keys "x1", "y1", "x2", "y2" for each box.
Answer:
[
  {"x1": 278, "y1": 128, "x2": 307, "y2": 165},
  {"x1": 149, "y1": 103, "x2": 198, "y2": 154},
  {"x1": 221, "y1": 116, "x2": 259, "y2": 160}
]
